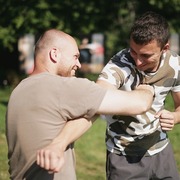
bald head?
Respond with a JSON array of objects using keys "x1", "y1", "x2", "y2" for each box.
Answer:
[
  {"x1": 34, "y1": 29, "x2": 76, "y2": 58},
  {"x1": 32, "y1": 29, "x2": 80, "y2": 76}
]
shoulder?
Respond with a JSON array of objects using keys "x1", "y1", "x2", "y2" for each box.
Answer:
[
  {"x1": 110, "y1": 48, "x2": 135, "y2": 67},
  {"x1": 63, "y1": 77, "x2": 106, "y2": 92},
  {"x1": 165, "y1": 50, "x2": 180, "y2": 67},
  {"x1": 166, "y1": 50, "x2": 179, "y2": 60}
]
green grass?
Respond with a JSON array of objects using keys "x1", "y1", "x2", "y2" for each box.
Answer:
[
  {"x1": 165, "y1": 94, "x2": 180, "y2": 173},
  {"x1": 75, "y1": 119, "x2": 106, "y2": 180},
  {"x1": 0, "y1": 87, "x2": 12, "y2": 180},
  {"x1": 0, "y1": 88, "x2": 179, "y2": 180}
]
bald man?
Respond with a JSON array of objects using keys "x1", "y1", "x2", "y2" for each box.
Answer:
[{"x1": 6, "y1": 29, "x2": 154, "y2": 180}]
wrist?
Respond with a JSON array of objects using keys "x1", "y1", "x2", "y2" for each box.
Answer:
[
  {"x1": 51, "y1": 138, "x2": 68, "y2": 152},
  {"x1": 172, "y1": 112, "x2": 179, "y2": 125}
]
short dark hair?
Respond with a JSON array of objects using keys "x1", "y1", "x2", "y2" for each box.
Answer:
[{"x1": 130, "y1": 11, "x2": 170, "y2": 49}]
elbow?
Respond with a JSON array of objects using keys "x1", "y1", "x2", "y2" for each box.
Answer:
[
  {"x1": 129, "y1": 102, "x2": 152, "y2": 115},
  {"x1": 140, "y1": 106, "x2": 150, "y2": 114},
  {"x1": 139, "y1": 101, "x2": 152, "y2": 114}
]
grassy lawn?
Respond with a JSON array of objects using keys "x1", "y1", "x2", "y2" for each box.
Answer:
[
  {"x1": 0, "y1": 87, "x2": 179, "y2": 180},
  {"x1": 0, "y1": 87, "x2": 12, "y2": 180}
]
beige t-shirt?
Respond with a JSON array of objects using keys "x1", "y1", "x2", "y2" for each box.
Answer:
[{"x1": 6, "y1": 72, "x2": 106, "y2": 180}]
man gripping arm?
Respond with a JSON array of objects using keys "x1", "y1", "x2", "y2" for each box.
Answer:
[{"x1": 36, "y1": 84, "x2": 154, "y2": 173}]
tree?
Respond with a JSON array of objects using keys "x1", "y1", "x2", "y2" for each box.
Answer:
[
  {"x1": 0, "y1": 0, "x2": 179, "y2": 53},
  {"x1": 0, "y1": 0, "x2": 179, "y2": 85}
]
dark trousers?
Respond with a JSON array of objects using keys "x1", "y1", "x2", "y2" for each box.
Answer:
[{"x1": 106, "y1": 143, "x2": 180, "y2": 180}]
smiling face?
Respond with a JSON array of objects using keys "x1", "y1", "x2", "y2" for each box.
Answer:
[
  {"x1": 33, "y1": 29, "x2": 81, "y2": 77},
  {"x1": 57, "y1": 37, "x2": 81, "y2": 77},
  {"x1": 129, "y1": 38, "x2": 169, "y2": 73},
  {"x1": 129, "y1": 12, "x2": 170, "y2": 73}
]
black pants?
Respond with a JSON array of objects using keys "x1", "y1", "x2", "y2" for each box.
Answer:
[{"x1": 106, "y1": 143, "x2": 180, "y2": 180}]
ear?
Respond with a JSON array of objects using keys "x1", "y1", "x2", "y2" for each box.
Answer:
[
  {"x1": 49, "y1": 48, "x2": 61, "y2": 63},
  {"x1": 162, "y1": 42, "x2": 169, "y2": 53}
]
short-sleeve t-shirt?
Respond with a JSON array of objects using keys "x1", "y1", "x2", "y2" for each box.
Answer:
[
  {"x1": 98, "y1": 49, "x2": 180, "y2": 156},
  {"x1": 6, "y1": 72, "x2": 107, "y2": 180}
]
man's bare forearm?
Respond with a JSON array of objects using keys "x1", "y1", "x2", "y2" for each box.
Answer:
[
  {"x1": 36, "y1": 115, "x2": 99, "y2": 173},
  {"x1": 51, "y1": 115, "x2": 98, "y2": 150}
]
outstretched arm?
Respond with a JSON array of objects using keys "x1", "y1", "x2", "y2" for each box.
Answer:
[{"x1": 96, "y1": 80, "x2": 154, "y2": 115}]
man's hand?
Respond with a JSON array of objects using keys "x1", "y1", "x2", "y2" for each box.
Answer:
[
  {"x1": 155, "y1": 109, "x2": 175, "y2": 131},
  {"x1": 37, "y1": 143, "x2": 65, "y2": 173}
]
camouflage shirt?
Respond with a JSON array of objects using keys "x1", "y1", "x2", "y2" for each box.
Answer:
[{"x1": 98, "y1": 49, "x2": 180, "y2": 156}]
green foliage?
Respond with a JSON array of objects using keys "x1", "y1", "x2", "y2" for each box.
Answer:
[
  {"x1": 0, "y1": 0, "x2": 179, "y2": 57},
  {"x1": 0, "y1": 87, "x2": 12, "y2": 134}
]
